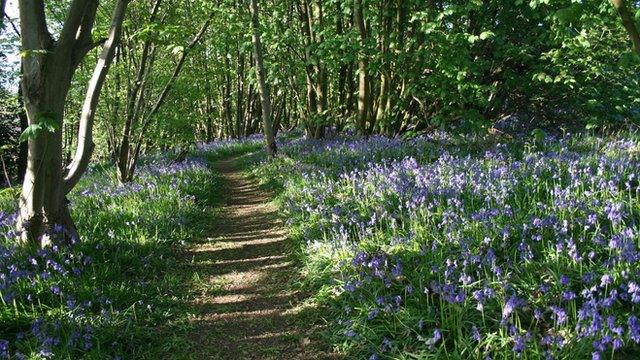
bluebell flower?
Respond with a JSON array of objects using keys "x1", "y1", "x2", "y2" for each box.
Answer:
[
  {"x1": 0, "y1": 340, "x2": 8, "y2": 359},
  {"x1": 471, "y1": 325, "x2": 481, "y2": 342},
  {"x1": 342, "y1": 328, "x2": 358, "y2": 340},
  {"x1": 367, "y1": 308, "x2": 380, "y2": 320}
]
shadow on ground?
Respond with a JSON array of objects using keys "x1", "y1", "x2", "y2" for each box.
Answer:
[{"x1": 185, "y1": 158, "x2": 341, "y2": 360}]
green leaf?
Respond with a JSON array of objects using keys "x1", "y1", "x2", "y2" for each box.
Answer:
[
  {"x1": 18, "y1": 112, "x2": 59, "y2": 143},
  {"x1": 20, "y1": 49, "x2": 49, "y2": 58},
  {"x1": 479, "y1": 31, "x2": 495, "y2": 40},
  {"x1": 19, "y1": 123, "x2": 45, "y2": 143},
  {"x1": 171, "y1": 45, "x2": 185, "y2": 55}
]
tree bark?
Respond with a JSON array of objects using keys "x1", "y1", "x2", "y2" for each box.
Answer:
[
  {"x1": 250, "y1": 0, "x2": 277, "y2": 157},
  {"x1": 354, "y1": 0, "x2": 372, "y2": 135},
  {"x1": 17, "y1": 84, "x2": 28, "y2": 183},
  {"x1": 0, "y1": 0, "x2": 6, "y2": 30},
  {"x1": 224, "y1": 53, "x2": 234, "y2": 137},
  {"x1": 236, "y1": 46, "x2": 246, "y2": 138},
  {"x1": 611, "y1": 0, "x2": 640, "y2": 54}
]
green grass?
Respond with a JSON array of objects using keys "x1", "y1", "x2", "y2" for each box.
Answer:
[
  {"x1": 0, "y1": 140, "x2": 260, "y2": 359},
  {"x1": 248, "y1": 130, "x2": 640, "y2": 359}
]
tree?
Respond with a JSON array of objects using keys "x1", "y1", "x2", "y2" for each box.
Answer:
[
  {"x1": 249, "y1": 0, "x2": 276, "y2": 157},
  {"x1": 18, "y1": 0, "x2": 128, "y2": 245},
  {"x1": 51, "y1": 0, "x2": 639, "y2": 160},
  {"x1": 611, "y1": 0, "x2": 640, "y2": 54},
  {"x1": 354, "y1": 0, "x2": 372, "y2": 135},
  {"x1": 113, "y1": 2, "x2": 213, "y2": 182},
  {"x1": 1, "y1": 0, "x2": 6, "y2": 30}
]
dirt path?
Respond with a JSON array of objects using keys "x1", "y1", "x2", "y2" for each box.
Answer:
[{"x1": 186, "y1": 158, "x2": 338, "y2": 360}]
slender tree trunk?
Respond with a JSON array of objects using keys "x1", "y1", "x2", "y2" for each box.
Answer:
[
  {"x1": 17, "y1": 84, "x2": 28, "y2": 183},
  {"x1": 244, "y1": 83, "x2": 255, "y2": 135},
  {"x1": 205, "y1": 94, "x2": 214, "y2": 142},
  {"x1": 375, "y1": 0, "x2": 393, "y2": 134},
  {"x1": 224, "y1": 63, "x2": 234, "y2": 137},
  {"x1": 345, "y1": 63, "x2": 356, "y2": 120},
  {"x1": 611, "y1": 0, "x2": 640, "y2": 54},
  {"x1": 250, "y1": 0, "x2": 276, "y2": 157},
  {"x1": 116, "y1": 0, "x2": 161, "y2": 183},
  {"x1": 0, "y1": 0, "x2": 6, "y2": 30},
  {"x1": 121, "y1": 13, "x2": 213, "y2": 181},
  {"x1": 201, "y1": 52, "x2": 215, "y2": 142},
  {"x1": 387, "y1": 0, "x2": 406, "y2": 136},
  {"x1": 219, "y1": 85, "x2": 230, "y2": 138},
  {"x1": 236, "y1": 45, "x2": 245, "y2": 137},
  {"x1": 354, "y1": 0, "x2": 372, "y2": 135},
  {"x1": 298, "y1": 0, "x2": 317, "y2": 138},
  {"x1": 65, "y1": 0, "x2": 127, "y2": 191},
  {"x1": 336, "y1": 0, "x2": 347, "y2": 125}
]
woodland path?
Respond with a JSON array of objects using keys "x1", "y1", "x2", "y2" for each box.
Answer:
[{"x1": 186, "y1": 157, "x2": 339, "y2": 359}]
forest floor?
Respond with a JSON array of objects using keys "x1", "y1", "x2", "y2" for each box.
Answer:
[{"x1": 185, "y1": 157, "x2": 340, "y2": 359}]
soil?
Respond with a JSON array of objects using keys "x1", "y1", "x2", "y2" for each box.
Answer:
[{"x1": 186, "y1": 158, "x2": 341, "y2": 360}]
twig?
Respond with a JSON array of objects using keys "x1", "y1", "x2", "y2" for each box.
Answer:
[
  {"x1": 0, "y1": 153, "x2": 12, "y2": 188},
  {"x1": 3, "y1": 13, "x2": 21, "y2": 37}
]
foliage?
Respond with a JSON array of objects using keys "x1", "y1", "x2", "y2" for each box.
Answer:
[
  {"x1": 253, "y1": 129, "x2": 640, "y2": 359},
  {"x1": 0, "y1": 139, "x2": 263, "y2": 358},
  {"x1": 26, "y1": 0, "x2": 638, "y2": 171},
  {"x1": 0, "y1": 91, "x2": 21, "y2": 187}
]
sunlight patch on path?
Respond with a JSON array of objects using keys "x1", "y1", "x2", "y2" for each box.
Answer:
[{"x1": 186, "y1": 158, "x2": 340, "y2": 360}]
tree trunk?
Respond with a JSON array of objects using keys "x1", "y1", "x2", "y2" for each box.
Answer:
[
  {"x1": 17, "y1": 84, "x2": 28, "y2": 183},
  {"x1": 244, "y1": 83, "x2": 255, "y2": 135},
  {"x1": 250, "y1": 0, "x2": 277, "y2": 157},
  {"x1": 375, "y1": 0, "x2": 393, "y2": 134},
  {"x1": 236, "y1": 45, "x2": 245, "y2": 137},
  {"x1": 118, "y1": 12, "x2": 213, "y2": 181},
  {"x1": 18, "y1": 0, "x2": 129, "y2": 245},
  {"x1": 313, "y1": 1, "x2": 326, "y2": 139},
  {"x1": 116, "y1": 0, "x2": 161, "y2": 183},
  {"x1": 0, "y1": 0, "x2": 6, "y2": 30},
  {"x1": 611, "y1": 0, "x2": 640, "y2": 54},
  {"x1": 354, "y1": 0, "x2": 372, "y2": 135}
]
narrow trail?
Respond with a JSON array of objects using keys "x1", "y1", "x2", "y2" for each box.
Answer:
[{"x1": 186, "y1": 158, "x2": 338, "y2": 360}]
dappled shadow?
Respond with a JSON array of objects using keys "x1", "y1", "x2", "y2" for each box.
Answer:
[{"x1": 187, "y1": 158, "x2": 340, "y2": 360}]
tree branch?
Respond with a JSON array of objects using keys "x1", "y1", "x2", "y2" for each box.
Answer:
[
  {"x1": 69, "y1": 0, "x2": 99, "y2": 70},
  {"x1": 71, "y1": 37, "x2": 107, "y2": 72},
  {"x1": 4, "y1": 13, "x2": 21, "y2": 37},
  {"x1": 57, "y1": 0, "x2": 92, "y2": 49},
  {"x1": 19, "y1": 0, "x2": 53, "y2": 50},
  {"x1": 128, "y1": 12, "x2": 214, "y2": 174},
  {"x1": 64, "y1": 0, "x2": 130, "y2": 193},
  {"x1": 611, "y1": 0, "x2": 640, "y2": 54}
]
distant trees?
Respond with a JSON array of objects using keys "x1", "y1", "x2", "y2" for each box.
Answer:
[
  {"x1": 182, "y1": 0, "x2": 635, "y2": 137},
  {"x1": 5, "y1": 0, "x2": 639, "y2": 223},
  {"x1": 111, "y1": 1, "x2": 212, "y2": 182}
]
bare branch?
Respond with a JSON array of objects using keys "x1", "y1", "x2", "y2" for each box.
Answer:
[{"x1": 3, "y1": 13, "x2": 21, "y2": 37}]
